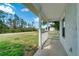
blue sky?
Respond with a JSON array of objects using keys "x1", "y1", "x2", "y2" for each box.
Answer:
[{"x1": 0, "y1": 3, "x2": 39, "y2": 28}]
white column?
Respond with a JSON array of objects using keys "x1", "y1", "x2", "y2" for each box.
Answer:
[
  {"x1": 47, "y1": 21, "x2": 49, "y2": 31},
  {"x1": 38, "y1": 18, "x2": 42, "y2": 49},
  {"x1": 59, "y1": 20, "x2": 62, "y2": 41},
  {"x1": 38, "y1": 6, "x2": 42, "y2": 49}
]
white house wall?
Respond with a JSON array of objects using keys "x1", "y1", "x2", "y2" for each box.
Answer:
[
  {"x1": 77, "y1": 4, "x2": 79, "y2": 56},
  {"x1": 60, "y1": 4, "x2": 77, "y2": 56}
]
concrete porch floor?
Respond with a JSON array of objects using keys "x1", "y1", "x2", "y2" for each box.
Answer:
[
  {"x1": 34, "y1": 31, "x2": 67, "y2": 56},
  {"x1": 34, "y1": 39, "x2": 67, "y2": 56}
]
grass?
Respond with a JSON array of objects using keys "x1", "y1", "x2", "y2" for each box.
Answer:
[
  {"x1": 48, "y1": 30, "x2": 59, "y2": 40},
  {"x1": 0, "y1": 31, "x2": 38, "y2": 56}
]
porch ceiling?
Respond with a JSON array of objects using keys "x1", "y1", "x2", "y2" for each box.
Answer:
[
  {"x1": 40, "y1": 3, "x2": 67, "y2": 21},
  {"x1": 23, "y1": 3, "x2": 67, "y2": 21}
]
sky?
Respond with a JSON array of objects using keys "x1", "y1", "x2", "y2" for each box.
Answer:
[{"x1": 0, "y1": 3, "x2": 39, "y2": 28}]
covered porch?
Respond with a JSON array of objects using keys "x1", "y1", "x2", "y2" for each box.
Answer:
[
  {"x1": 34, "y1": 30, "x2": 67, "y2": 56},
  {"x1": 23, "y1": 3, "x2": 78, "y2": 56},
  {"x1": 23, "y1": 3, "x2": 67, "y2": 56}
]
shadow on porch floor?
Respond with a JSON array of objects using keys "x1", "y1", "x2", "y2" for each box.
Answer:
[{"x1": 34, "y1": 38, "x2": 67, "y2": 56}]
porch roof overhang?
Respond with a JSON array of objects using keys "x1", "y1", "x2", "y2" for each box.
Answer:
[{"x1": 23, "y1": 3, "x2": 67, "y2": 21}]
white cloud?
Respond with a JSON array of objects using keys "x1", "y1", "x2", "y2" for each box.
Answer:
[
  {"x1": 21, "y1": 8, "x2": 30, "y2": 12},
  {"x1": 34, "y1": 17, "x2": 39, "y2": 22},
  {"x1": 33, "y1": 17, "x2": 39, "y2": 28},
  {"x1": 0, "y1": 5, "x2": 15, "y2": 15},
  {"x1": 4, "y1": 3, "x2": 15, "y2": 8}
]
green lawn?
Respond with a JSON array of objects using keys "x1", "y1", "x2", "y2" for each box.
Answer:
[{"x1": 0, "y1": 32, "x2": 38, "y2": 56}]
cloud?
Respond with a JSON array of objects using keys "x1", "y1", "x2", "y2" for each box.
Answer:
[
  {"x1": 4, "y1": 3, "x2": 15, "y2": 8},
  {"x1": 34, "y1": 17, "x2": 39, "y2": 22},
  {"x1": 0, "y1": 5, "x2": 15, "y2": 15},
  {"x1": 21, "y1": 8, "x2": 30, "y2": 12},
  {"x1": 33, "y1": 17, "x2": 39, "y2": 28}
]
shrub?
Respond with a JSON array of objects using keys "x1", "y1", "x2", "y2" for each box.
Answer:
[{"x1": 0, "y1": 27, "x2": 37, "y2": 33}]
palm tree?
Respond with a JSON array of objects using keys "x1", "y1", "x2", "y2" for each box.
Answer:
[
  {"x1": 32, "y1": 21, "x2": 34, "y2": 27},
  {"x1": 8, "y1": 14, "x2": 20, "y2": 29},
  {"x1": 20, "y1": 19, "x2": 27, "y2": 28}
]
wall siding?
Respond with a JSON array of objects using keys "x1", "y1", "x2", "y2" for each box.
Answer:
[
  {"x1": 60, "y1": 4, "x2": 77, "y2": 56},
  {"x1": 77, "y1": 4, "x2": 79, "y2": 55}
]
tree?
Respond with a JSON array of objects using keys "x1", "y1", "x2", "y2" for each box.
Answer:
[
  {"x1": 12, "y1": 14, "x2": 19, "y2": 29},
  {"x1": 7, "y1": 18, "x2": 12, "y2": 28},
  {"x1": 0, "y1": 10, "x2": 9, "y2": 33},
  {"x1": 53, "y1": 21, "x2": 59, "y2": 30},
  {"x1": 0, "y1": 10, "x2": 35, "y2": 33},
  {"x1": 19, "y1": 19, "x2": 27, "y2": 28},
  {"x1": 7, "y1": 14, "x2": 20, "y2": 29},
  {"x1": 32, "y1": 21, "x2": 34, "y2": 27}
]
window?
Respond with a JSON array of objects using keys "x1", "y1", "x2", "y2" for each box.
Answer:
[{"x1": 62, "y1": 18, "x2": 65, "y2": 38}]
